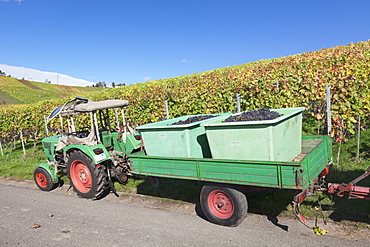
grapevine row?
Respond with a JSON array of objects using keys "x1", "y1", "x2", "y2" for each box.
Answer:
[{"x1": 0, "y1": 40, "x2": 369, "y2": 144}]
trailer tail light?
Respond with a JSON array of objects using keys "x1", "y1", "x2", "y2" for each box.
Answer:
[
  {"x1": 319, "y1": 166, "x2": 330, "y2": 178},
  {"x1": 93, "y1": 148, "x2": 104, "y2": 154}
]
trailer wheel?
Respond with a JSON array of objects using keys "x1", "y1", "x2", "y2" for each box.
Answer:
[
  {"x1": 67, "y1": 151, "x2": 109, "y2": 199},
  {"x1": 200, "y1": 184, "x2": 248, "y2": 226},
  {"x1": 34, "y1": 167, "x2": 55, "y2": 191}
]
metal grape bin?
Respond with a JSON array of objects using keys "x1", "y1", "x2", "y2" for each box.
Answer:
[
  {"x1": 137, "y1": 113, "x2": 231, "y2": 158},
  {"x1": 202, "y1": 107, "x2": 305, "y2": 162}
]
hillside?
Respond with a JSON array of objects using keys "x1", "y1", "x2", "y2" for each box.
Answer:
[
  {"x1": 0, "y1": 76, "x2": 104, "y2": 106},
  {"x1": 0, "y1": 40, "x2": 369, "y2": 144}
]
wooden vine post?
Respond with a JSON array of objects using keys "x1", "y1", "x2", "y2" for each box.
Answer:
[
  {"x1": 236, "y1": 94, "x2": 241, "y2": 113},
  {"x1": 44, "y1": 115, "x2": 49, "y2": 136},
  {"x1": 20, "y1": 130, "x2": 26, "y2": 156},
  {"x1": 355, "y1": 116, "x2": 361, "y2": 163},
  {"x1": 164, "y1": 100, "x2": 169, "y2": 120},
  {"x1": 326, "y1": 84, "x2": 331, "y2": 136},
  {"x1": 0, "y1": 141, "x2": 3, "y2": 156}
]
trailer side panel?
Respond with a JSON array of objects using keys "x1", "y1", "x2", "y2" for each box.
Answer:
[{"x1": 129, "y1": 136, "x2": 331, "y2": 190}]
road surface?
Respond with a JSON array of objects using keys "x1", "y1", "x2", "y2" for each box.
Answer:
[{"x1": 0, "y1": 179, "x2": 369, "y2": 246}]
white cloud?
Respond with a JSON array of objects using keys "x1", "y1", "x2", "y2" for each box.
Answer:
[
  {"x1": 0, "y1": 0, "x2": 23, "y2": 3},
  {"x1": 142, "y1": 76, "x2": 151, "y2": 82},
  {"x1": 0, "y1": 64, "x2": 94, "y2": 87},
  {"x1": 181, "y1": 58, "x2": 193, "y2": 63}
]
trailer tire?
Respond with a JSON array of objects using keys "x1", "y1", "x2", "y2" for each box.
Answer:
[
  {"x1": 34, "y1": 167, "x2": 56, "y2": 191},
  {"x1": 200, "y1": 184, "x2": 248, "y2": 227},
  {"x1": 67, "y1": 151, "x2": 109, "y2": 200}
]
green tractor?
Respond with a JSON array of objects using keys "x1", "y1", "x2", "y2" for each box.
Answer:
[{"x1": 34, "y1": 96, "x2": 143, "y2": 199}]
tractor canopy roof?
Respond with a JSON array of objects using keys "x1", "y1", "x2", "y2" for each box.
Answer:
[
  {"x1": 73, "y1": 98, "x2": 129, "y2": 112},
  {"x1": 47, "y1": 96, "x2": 129, "y2": 122}
]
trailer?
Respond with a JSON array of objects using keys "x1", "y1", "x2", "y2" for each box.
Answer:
[
  {"x1": 128, "y1": 135, "x2": 331, "y2": 226},
  {"x1": 34, "y1": 97, "x2": 332, "y2": 227}
]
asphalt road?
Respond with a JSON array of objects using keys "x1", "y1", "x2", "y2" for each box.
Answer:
[{"x1": 0, "y1": 180, "x2": 369, "y2": 247}]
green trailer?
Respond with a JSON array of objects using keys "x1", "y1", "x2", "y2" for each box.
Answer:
[
  {"x1": 129, "y1": 136, "x2": 330, "y2": 191},
  {"x1": 34, "y1": 97, "x2": 332, "y2": 227},
  {"x1": 128, "y1": 135, "x2": 331, "y2": 226}
]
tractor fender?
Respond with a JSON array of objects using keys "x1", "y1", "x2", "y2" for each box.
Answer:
[
  {"x1": 38, "y1": 163, "x2": 58, "y2": 182},
  {"x1": 62, "y1": 143, "x2": 111, "y2": 164}
]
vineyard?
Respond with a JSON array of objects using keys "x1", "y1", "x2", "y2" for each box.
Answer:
[
  {"x1": 0, "y1": 40, "x2": 369, "y2": 148},
  {"x1": 0, "y1": 76, "x2": 104, "y2": 106}
]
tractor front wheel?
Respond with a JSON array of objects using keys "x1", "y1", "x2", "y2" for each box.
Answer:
[
  {"x1": 34, "y1": 167, "x2": 55, "y2": 191},
  {"x1": 67, "y1": 151, "x2": 109, "y2": 199},
  {"x1": 200, "y1": 184, "x2": 248, "y2": 227}
]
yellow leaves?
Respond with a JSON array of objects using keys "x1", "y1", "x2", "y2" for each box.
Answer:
[
  {"x1": 313, "y1": 226, "x2": 329, "y2": 235},
  {"x1": 330, "y1": 131, "x2": 335, "y2": 138}
]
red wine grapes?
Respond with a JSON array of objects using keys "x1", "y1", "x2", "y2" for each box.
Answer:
[
  {"x1": 223, "y1": 108, "x2": 282, "y2": 122},
  {"x1": 170, "y1": 115, "x2": 218, "y2": 125}
]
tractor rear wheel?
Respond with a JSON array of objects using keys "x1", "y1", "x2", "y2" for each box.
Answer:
[
  {"x1": 200, "y1": 184, "x2": 248, "y2": 226},
  {"x1": 67, "y1": 151, "x2": 110, "y2": 199},
  {"x1": 34, "y1": 167, "x2": 55, "y2": 191}
]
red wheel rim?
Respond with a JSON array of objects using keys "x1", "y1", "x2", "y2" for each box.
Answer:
[
  {"x1": 70, "y1": 160, "x2": 92, "y2": 193},
  {"x1": 207, "y1": 190, "x2": 234, "y2": 219},
  {"x1": 121, "y1": 175, "x2": 128, "y2": 183},
  {"x1": 35, "y1": 172, "x2": 48, "y2": 188}
]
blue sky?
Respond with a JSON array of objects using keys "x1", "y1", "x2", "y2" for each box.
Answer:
[{"x1": 1, "y1": 0, "x2": 369, "y2": 86}]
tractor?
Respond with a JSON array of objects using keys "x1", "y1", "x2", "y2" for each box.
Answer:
[{"x1": 34, "y1": 96, "x2": 142, "y2": 199}]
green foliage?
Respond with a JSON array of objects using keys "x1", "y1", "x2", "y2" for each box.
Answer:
[{"x1": 0, "y1": 40, "x2": 369, "y2": 144}]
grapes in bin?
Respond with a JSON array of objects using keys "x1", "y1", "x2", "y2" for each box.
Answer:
[
  {"x1": 170, "y1": 115, "x2": 218, "y2": 125},
  {"x1": 223, "y1": 108, "x2": 282, "y2": 122}
]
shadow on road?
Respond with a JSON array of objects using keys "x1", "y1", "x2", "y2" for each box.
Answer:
[{"x1": 135, "y1": 175, "x2": 370, "y2": 227}]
